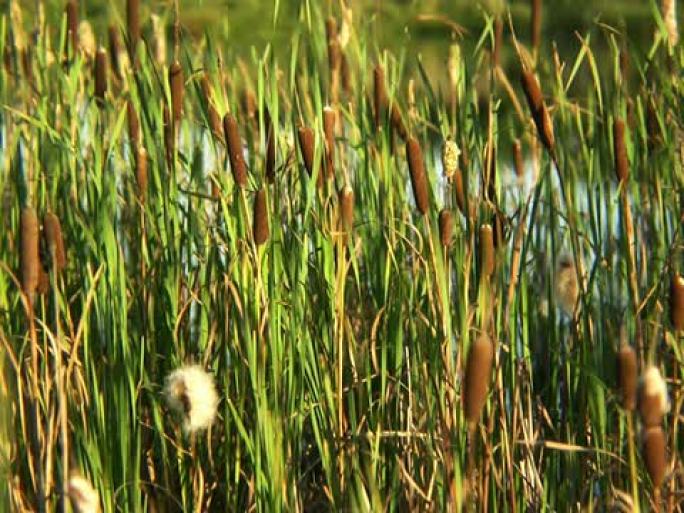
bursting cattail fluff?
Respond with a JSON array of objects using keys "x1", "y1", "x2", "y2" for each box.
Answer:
[
  {"x1": 442, "y1": 139, "x2": 460, "y2": 178},
  {"x1": 21, "y1": 206, "x2": 40, "y2": 298},
  {"x1": 480, "y1": 224, "x2": 495, "y2": 278},
  {"x1": 464, "y1": 334, "x2": 494, "y2": 427},
  {"x1": 253, "y1": 188, "x2": 269, "y2": 246},
  {"x1": 638, "y1": 365, "x2": 670, "y2": 426},
  {"x1": 642, "y1": 426, "x2": 667, "y2": 488},
  {"x1": 169, "y1": 61, "x2": 184, "y2": 126},
  {"x1": 439, "y1": 209, "x2": 453, "y2": 247},
  {"x1": 613, "y1": 118, "x2": 629, "y2": 183},
  {"x1": 671, "y1": 273, "x2": 684, "y2": 331},
  {"x1": 164, "y1": 365, "x2": 219, "y2": 433},
  {"x1": 78, "y1": 21, "x2": 96, "y2": 60},
  {"x1": 94, "y1": 47, "x2": 107, "y2": 102},
  {"x1": 406, "y1": 137, "x2": 430, "y2": 215},
  {"x1": 67, "y1": 473, "x2": 100, "y2": 513},
  {"x1": 617, "y1": 344, "x2": 637, "y2": 411},
  {"x1": 662, "y1": 0, "x2": 679, "y2": 47},
  {"x1": 43, "y1": 212, "x2": 66, "y2": 273},
  {"x1": 223, "y1": 113, "x2": 248, "y2": 188}
]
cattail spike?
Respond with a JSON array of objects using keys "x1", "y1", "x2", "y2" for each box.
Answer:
[
  {"x1": 135, "y1": 147, "x2": 148, "y2": 202},
  {"x1": 169, "y1": 60, "x2": 184, "y2": 127},
  {"x1": 297, "y1": 125, "x2": 317, "y2": 185},
  {"x1": 521, "y1": 69, "x2": 554, "y2": 152},
  {"x1": 373, "y1": 64, "x2": 387, "y2": 130},
  {"x1": 613, "y1": 118, "x2": 629, "y2": 183},
  {"x1": 464, "y1": 334, "x2": 495, "y2": 427},
  {"x1": 617, "y1": 344, "x2": 637, "y2": 410},
  {"x1": 127, "y1": 100, "x2": 140, "y2": 148},
  {"x1": 127, "y1": 0, "x2": 140, "y2": 58},
  {"x1": 323, "y1": 106, "x2": 336, "y2": 180},
  {"x1": 531, "y1": 0, "x2": 542, "y2": 53},
  {"x1": 108, "y1": 25, "x2": 124, "y2": 79},
  {"x1": 201, "y1": 74, "x2": 223, "y2": 144},
  {"x1": 20, "y1": 206, "x2": 40, "y2": 300},
  {"x1": 43, "y1": 212, "x2": 67, "y2": 273},
  {"x1": 339, "y1": 186, "x2": 354, "y2": 232},
  {"x1": 439, "y1": 209, "x2": 453, "y2": 247},
  {"x1": 65, "y1": 1, "x2": 78, "y2": 56},
  {"x1": 642, "y1": 427, "x2": 667, "y2": 488},
  {"x1": 406, "y1": 137, "x2": 430, "y2": 215},
  {"x1": 253, "y1": 188, "x2": 269, "y2": 245},
  {"x1": 94, "y1": 47, "x2": 107, "y2": 103},
  {"x1": 223, "y1": 113, "x2": 248, "y2": 188}
]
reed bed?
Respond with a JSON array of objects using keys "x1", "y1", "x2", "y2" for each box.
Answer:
[{"x1": 0, "y1": 1, "x2": 683, "y2": 512}]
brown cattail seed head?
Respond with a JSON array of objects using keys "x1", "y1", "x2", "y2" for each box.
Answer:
[
  {"x1": 127, "y1": 100, "x2": 140, "y2": 148},
  {"x1": 464, "y1": 334, "x2": 495, "y2": 426},
  {"x1": 521, "y1": 69, "x2": 554, "y2": 151},
  {"x1": 127, "y1": 0, "x2": 140, "y2": 58},
  {"x1": 223, "y1": 113, "x2": 248, "y2": 188},
  {"x1": 479, "y1": 224, "x2": 495, "y2": 278},
  {"x1": 339, "y1": 186, "x2": 354, "y2": 231},
  {"x1": 94, "y1": 47, "x2": 107, "y2": 103},
  {"x1": 670, "y1": 274, "x2": 684, "y2": 331},
  {"x1": 253, "y1": 188, "x2": 269, "y2": 246},
  {"x1": 201, "y1": 74, "x2": 223, "y2": 144},
  {"x1": 531, "y1": 0, "x2": 542, "y2": 52},
  {"x1": 135, "y1": 147, "x2": 148, "y2": 201},
  {"x1": 21, "y1": 206, "x2": 40, "y2": 298},
  {"x1": 638, "y1": 366, "x2": 670, "y2": 427},
  {"x1": 613, "y1": 118, "x2": 629, "y2": 183},
  {"x1": 373, "y1": 64, "x2": 387, "y2": 130},
  {"x1": 65, "y1": 1, "x2": 78, "y2": 55},
  {"x1": 390, "y1": 102, "x2": 407, "y2": 140},
  {"x1": 617, "y1": 344, "x2": 638, "y2": 411},
  {"x1": 108, "y1": 25, "x2": 124, "y2": 79},
  {"x1": 442, "y1": 139, "x2": 460, "y2": 178},
  {"x1": 439, "y1": 209, "x2": 453, "y2": 247},
  {"x1": 406, "y1": 137, "x2": 430, "y2": 215},
  {"x1": 169, "y1": 61, "x2": 184, "y2": 126},
  {"x1": 642, "y1": 426, "x2": 667, "y2": 488},
  {"x1": 323, "y1": 106, "x2": 336, "y2": 180},
  {"x1": 513, "y1": 139, "x2": 525, "y2": 178},
  {"x1": 43, "y1": 212, "x2": 67, "y2": 273},
  {"x1": 297, "y1": 125, "x2": 316, "y2": 179}
]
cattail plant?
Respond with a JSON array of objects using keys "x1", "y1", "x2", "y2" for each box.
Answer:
[
  {"x1": 521, "y1": 69, "x2": 555, "y2": 153},
  {"x1": 373, "y1": 64, "x2": 387, "y2": 130},
  {"x1": 164, "y1": 365, "x2": 218, "y2": 433},
  {"x1": 253, "y1": 188, "x2": 269, "y2": 246},
  {"x1": 613, "y1": 118, "x2": 629, "y2": 183},
  {"x1": 135, "y1": 147, "x2": 148, "y2": 202},
  {"x1": 163, "y1": 103, "x2": 174, "y2": 165},
  {"x1": 78, "y1": 21, "x2": 96, "y2": 60},
  {"x1": 43, "y1": 212, "x2": 66, "y2": 273},
  {"x1": 617, "y1": 344, "x2": 637, "y2": 411},
  {"x1": 65, "y1": 1, "x2": 78, "y2": 56},
  {"x1": 406, "y1": 136, "x2": 430, "y2": 215},
  {"x1": 339, "y1": 186, "x2": 354, "y2": 232},
  {"x1": 670, "y1": 273, "x2": 684, "y2": 331},
  {"x1": 127, "y1": 100, "x2": 140, "y2": 148},
  {"x1": 326, "y1": 17, "x2": 341, "y2": 102},
  {"x1": 439, "y1": 209, "x2": 453, "y2": 247},
  {"x1": 264, "y1": 107, "x2": 276, "y2": 183},
  {"x1": 531, "y1": 0, "x2": 542, "y2": 54},
  {"x1": 464, "y1": 334, "x2": 494, "y2": 428},
  {"x1": 127, "y1": 0, "x2": 140, "y2": 58},
  {"x1": 662, "y1": 0, "x2": 678, "y2": 47},
  {"x1": 453, "y1": 169, "x2": 466, "y2": 215},
  {"x1": 638, "y1": 365, "x2": 670, "y2": 427},
  {"x1": 479, "y1": 224, "x2": 495, "y2": 278},
  {"x1": 108, "y1": 25, "x2": 125, "y2": 80},
  {"x1": 223, "y1": 113, "x2": 248, "y2": 188},
  {"x1": 323, "y1": 106, "x2": 336, "y2": 180},
  {"x1": 169, "y1": 60, "x2": 184, "y2": 127},
  {"x1": 94, "y1": 47, "x2": 107, "y2": 103},
  {"x1": 442, "y1": 139, "x2": 460, "y2": 178},
  {"x1": 493, "y1": 16, "x2": 503, "y2": 68},
  {"x1": 297, "y1": 125, "x2": 317, "y2": 184},
  {"x1": 642, "y1": 426, "x2": 667, "y2": 488},
  {"x1": 554, "y1": 256, "x2": 578, "y2": 316},
  {"x1": 513, "y1": 138, "x2": 525, "y2": 178},
  {"x1": 67, "y1": 472, "x2": 100, "y2": 513},
  {"x1": 21, "y1": 206, "x2": 40, "y2": 300}
]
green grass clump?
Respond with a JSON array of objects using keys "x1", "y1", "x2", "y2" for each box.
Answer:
[{"x1": 0, "y1": 1, "x2": 683, "y2": 512}]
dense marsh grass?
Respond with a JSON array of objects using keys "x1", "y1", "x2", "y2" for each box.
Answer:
[{"x1": 0, "y1": 0, "x2": 683, "y2": 512}]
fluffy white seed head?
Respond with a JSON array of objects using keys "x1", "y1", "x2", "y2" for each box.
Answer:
[
  {"x1": 67, "y1": 474, "x2": 99, "y2": 513},
  {"x1": 641, "y1": 365, "x2": 670, "y2": 415},
  {"x1": 442, "y1": 139, "x2": 460, "y2": 178},
  {"x1": 164, "y1": 365, "x2": 219, "y2": 433}
]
